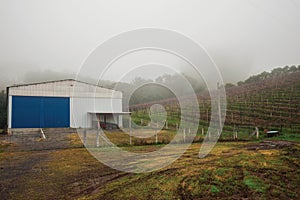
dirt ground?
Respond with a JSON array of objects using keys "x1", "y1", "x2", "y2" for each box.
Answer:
[
  {"x1": 245, "y1": 140, "x2": 294, "y2": 150},
  {"x1": 0, "y1": 130, "x2": 125, "y2": 199},
  {"x1": 0, "y1": 130, "x2": 299, "y2": 200}
]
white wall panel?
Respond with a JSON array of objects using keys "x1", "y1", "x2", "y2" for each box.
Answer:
[
  {"x1": 70, "y1": 97, "x2": 123, "y2": 128},
  {"x1": 8, "y1": 80, "x2": 123, "y2": 129},
  {"x1": 7, "y1": 96, "x2": 12, "y2": 128}
]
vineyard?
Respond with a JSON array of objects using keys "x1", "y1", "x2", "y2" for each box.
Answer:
[
  {"x1": 1, "y1": 70, "x2": 300, "y2": 200},
  {"x1": 129, "y1": 71, "x2": 300, "y2": 140}
]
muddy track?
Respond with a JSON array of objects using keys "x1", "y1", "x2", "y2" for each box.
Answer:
[
  {"x1": 245, "y1": 140, "x2": 294, "y2": 150},
  {"x1": 0, "y1": 150, "x2": 51, "y2": 199},
  {"x1": 177, "y1": 176, "x2": 193, "y2": 200},
  {"x1": 0, "y1": 131, "x2": 80, "y2": 199},
  {"x1": 97, "y1": 168, "x2": 180, "y2": 199},
  {"x1": 70, "y1": 172, "x2": 128, "y2": 198}
]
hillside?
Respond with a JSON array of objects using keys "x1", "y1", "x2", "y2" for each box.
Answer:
[{"x1": 129, "y1": 70, "x2": 300, "y2": 135}]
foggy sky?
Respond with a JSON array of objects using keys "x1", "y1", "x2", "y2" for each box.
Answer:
[{"x1": 1, "y1": 0, "x2": 300, "y2": 88}]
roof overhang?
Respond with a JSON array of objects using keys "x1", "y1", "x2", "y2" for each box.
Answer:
[{"x1": 88, "y1": 111, "x2": 131, "y2": 114}]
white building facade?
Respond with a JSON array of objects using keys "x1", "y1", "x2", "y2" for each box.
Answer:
[{"x1": 7, "y1": 79, "x2": 125, "y2": 130}]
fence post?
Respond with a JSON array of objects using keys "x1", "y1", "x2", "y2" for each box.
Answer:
[
  {"x1": 96, "y1": 121, "x2": 100, "y2": 147},
  {"x1": 206, "y1": 109, "x2": 209, "y2": 122},
  {"x1": 233, "y1": 125, "x2": 238, "y2": 140},
  {"x1": 129, "y1": 117, "x2": 132, "y2": 145},
  {"x1": 183, "y1": 128, "x2": 186, "y2": 143},
  {"x1": 156, "y1": 121, "x2": 159, "y2": 144},
  {"x1": 255, "y1": 127, "x2": 259, "y2": 139},
  {"x1": 96, "y1": 129, "x2": 100, "y2": 147},
  {"x1": 83, "y1": 129, "x2": 87, "y2": 146}
]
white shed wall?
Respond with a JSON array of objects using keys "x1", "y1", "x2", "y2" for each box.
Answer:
[
  {"x1": 70, "y1": 97, "x2": 123, "y2": 128},
  {"x1": 8, "y1": 79, "x2": 124, "y2": 129},
  {"x1": 7, "y1": 96, "x2": 12, "y2": 128}
]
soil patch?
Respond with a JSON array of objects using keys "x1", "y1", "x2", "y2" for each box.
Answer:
[{"x1": 245, "y1": 140, "x2": 294, "y2": 150}]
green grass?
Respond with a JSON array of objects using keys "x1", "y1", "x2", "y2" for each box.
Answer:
[
  {"x1": 243, "y1": 176, "x2": 268, "y2": 193},
  {"x1": 85, "y1": 129, "x2": 300, "y2": 149},
  {"x1": 265, "y1": 133, "x2": 300, "y2": 142},
  {"x1": 1, "y1": 134, "x2": 300, "y2": 200},
  {"x1": 130, "y1": 108, "x2": 300, "y2": 141},
  {"x1": 210, "y1": 185, "x2": 220, "y2": 193},
  {"x1": 85, "y1": 142, "x2": 300, "y2": 200}
]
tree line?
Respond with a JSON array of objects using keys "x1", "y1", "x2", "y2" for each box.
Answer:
[
  {"x1": 0, "y1": 90, "x2": 6, "y2": 130},
  {"x1": 237, "y1": 65, "x2": 300, "y2": 86},
  {"x1": 98, "y1": 73, "x2": 206, "y2": 106}
]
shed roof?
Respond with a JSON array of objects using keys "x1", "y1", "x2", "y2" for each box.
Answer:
[{"x1": 7, "y1": 79, "x2": 122, "y2": 98}]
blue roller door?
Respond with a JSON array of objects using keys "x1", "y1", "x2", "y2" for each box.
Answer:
[{"x1": 12, "y1": 96, "x2": 70, "y2": 128}]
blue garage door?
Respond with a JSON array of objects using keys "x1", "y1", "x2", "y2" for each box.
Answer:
[{"x1": 12, "y1": 96, "x2": 70, "y2": 128}]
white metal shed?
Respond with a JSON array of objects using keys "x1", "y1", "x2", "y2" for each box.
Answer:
[{"x1": 7, "y1": 79, "x2": 125, "y2": 130}]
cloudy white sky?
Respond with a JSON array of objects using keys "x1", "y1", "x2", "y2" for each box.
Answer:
[{"x1": 0, "y1": 0, "x2": 299, "y2": 87}]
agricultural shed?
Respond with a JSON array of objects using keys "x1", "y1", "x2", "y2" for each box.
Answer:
[{"x1": 7, "y1": 79, "x2": 126, "y2": 131}]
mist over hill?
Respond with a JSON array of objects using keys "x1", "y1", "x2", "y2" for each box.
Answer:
[
  {"x1": 0, "y1": 65, "x2": 299, "y2": 130},
  {"x1": 1, "y1": 65, "x2": 299, "y2": 105}
]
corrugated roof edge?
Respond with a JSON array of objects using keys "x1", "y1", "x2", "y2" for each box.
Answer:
[{"x1": 7, "y1": 79, "x2": 121, "y2": 92}]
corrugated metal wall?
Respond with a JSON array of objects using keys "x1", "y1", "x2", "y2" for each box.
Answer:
[
  {"x1": 8, "y1": 79, "x2": 122, "y2": 128},
  {"x1": 8, "y1": 80, "x2": 123, "y2": 129},
  {"x1": 70, "y1": 98, "x2": 122, "y2": 128}
]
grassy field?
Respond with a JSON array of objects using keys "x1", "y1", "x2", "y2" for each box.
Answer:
[
  {"x1": 77, "y1": 128, "x2": 300, "y2": 147},
  {"x1": 0, "y1": 131, "x2": 299, "y2": 200}
]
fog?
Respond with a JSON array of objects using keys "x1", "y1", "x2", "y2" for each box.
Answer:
[{"x1": 1, "y1": 0, "x2": 300, "y2": 89}]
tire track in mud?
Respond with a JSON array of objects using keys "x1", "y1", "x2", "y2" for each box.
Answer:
[
  {"x1": 69, "y1": 172, "x2": 128, "y2": 198},
  {"x1": 96, "y1": 168, "x2": 180, "y2": 199}
]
